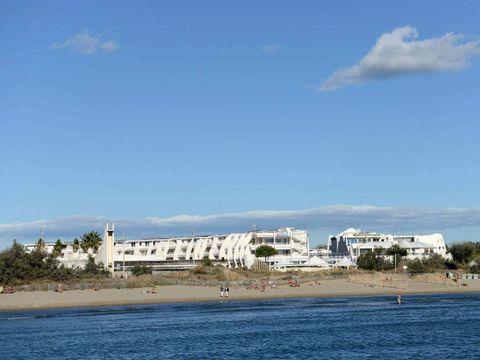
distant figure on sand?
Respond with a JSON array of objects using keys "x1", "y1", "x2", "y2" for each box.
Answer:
[
  {"x1": 397, "y1": 294, "x2": 402, "y2": 305},
  {"x1": 220, "y1": 285, "x2": 224, "y2": 297},
  {"x1": 225, "y1": 286, "x2": 229, "y2": 298}
]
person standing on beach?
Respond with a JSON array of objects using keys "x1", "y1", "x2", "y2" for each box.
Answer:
[
  {"x1": 225, "y1": 286, "x2": 229, "y2": 298},
  {"x1": 220, "y1": 285, "x2": 224, "y2": 297}
]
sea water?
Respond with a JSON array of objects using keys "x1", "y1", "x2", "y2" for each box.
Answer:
[{"x1": 0, "y1": 293, "x2": 479, "y2": 359}]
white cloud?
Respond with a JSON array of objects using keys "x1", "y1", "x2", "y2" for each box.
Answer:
[
  {"x1": 320, "y1": 26, "x2": 480, "y2": 91},
  {"x1": 261, "y1": 44, "x2": 281, "y2": 53},
  {"x1": 52, "y1": 29, "x2": 118, "y2": 55},
  {"x1": 1, "y1": 205, "x2": 480, "y2": 247}
]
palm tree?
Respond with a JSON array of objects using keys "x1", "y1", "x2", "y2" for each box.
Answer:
[
  {"x1": 80, "y1": 231, "x2": 103, "y2": 253},
  {"x1": 72, "y1": 238, "x2": 80, "y2": 253},
  {"x1": 52, "y1": 239, "x2": 64, "y2": 257},
  {"x1": 36, "y1": 238, "x2": 46, "y2": 251}
]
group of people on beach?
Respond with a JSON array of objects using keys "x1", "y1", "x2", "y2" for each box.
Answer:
[
  {"x1": 288, "y1": 280, "x2": 301, "y2": 287},
  {"x1": 141, "y1": 287, "x2": 157, "y2": 295},
  {"x1": 219, "y1": 284, "x2": 229, "y2": 298},
  {"x1": 0, "y1": 286, "x2": 14, "y2": 294},
  {"x1": 246, "y1": 280, "x2": 278, "y2": 292}
]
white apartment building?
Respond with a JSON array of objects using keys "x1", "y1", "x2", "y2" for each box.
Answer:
[
  {"x1": 26, "y1": 224, "x2": 311, "y2": 272},
  {"x1": 328, "y1": 228, "x2": 450, "y2": 262}
]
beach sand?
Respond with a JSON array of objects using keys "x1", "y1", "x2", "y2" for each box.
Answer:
[{"x1": 1, "y1": 279, "x2": 480, "y2": 311}]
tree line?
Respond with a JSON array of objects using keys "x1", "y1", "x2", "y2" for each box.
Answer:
[
  {"x1": 0, "y1": 231, "x2": 109, "y2": 285},
  {"x1": 33, "y1": 231, "x2": 103, "y2": 255},
  {"x1": 356, "y1": 243, "x2": 480, "y2": 273}
]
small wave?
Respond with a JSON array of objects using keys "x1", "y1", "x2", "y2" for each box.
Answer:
[{"x1": 0, "y1": 316, "x2": 35, "y2": 321}]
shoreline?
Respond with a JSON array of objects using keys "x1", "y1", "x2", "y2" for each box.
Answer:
[{"x1": 1, "y1": 279, "x2": 480, "y2": 312}]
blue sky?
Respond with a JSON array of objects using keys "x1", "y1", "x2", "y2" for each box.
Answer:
[{"x1": 1, "y1": 1, "x2": 480, "y2": 245}]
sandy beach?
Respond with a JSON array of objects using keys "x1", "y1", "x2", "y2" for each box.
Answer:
[{"x1": 1, "y1": 279, "x2": 479, "y2": 311}]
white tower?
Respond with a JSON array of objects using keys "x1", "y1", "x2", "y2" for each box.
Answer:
[{"x1": 95, "y1": 223, "x2": 115, "y2": 274}]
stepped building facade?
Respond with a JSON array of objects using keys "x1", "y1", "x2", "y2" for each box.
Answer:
[{"x1": 26, "y1": 224, "x2": 310, "y2": 273}]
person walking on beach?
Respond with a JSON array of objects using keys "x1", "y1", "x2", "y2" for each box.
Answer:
[
  {"x1": 220, "y1": 285, "x2": 224, "y2": 297},
  {"x1": 225, "y1": 286, "x2": 229, "y2": 298}
]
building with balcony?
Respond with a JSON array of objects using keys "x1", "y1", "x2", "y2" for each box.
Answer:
[
  {"x1": 328, "y1": 228, "x2": 450, "y2": 263},
  {"x1": 26, "y1": 225, "x2": 312, "y2": 272}
]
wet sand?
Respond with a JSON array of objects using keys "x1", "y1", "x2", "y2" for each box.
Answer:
[{"x1": 1, "y1": 279, "x2": 479, "y2": 311}]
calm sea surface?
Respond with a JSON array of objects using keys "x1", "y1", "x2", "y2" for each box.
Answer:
[{"x1": 0, "y1": 293, "x2": 479, "y2": 359}]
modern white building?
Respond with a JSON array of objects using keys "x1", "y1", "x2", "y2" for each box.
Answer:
[
  {"x1": 328, "y1": 228, "x2": 450, "y2": 262},
  {"x1": 26, "y1": 225, "x2": 311, "y2": 272}
]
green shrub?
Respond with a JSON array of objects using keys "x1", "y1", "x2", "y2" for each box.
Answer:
[
  {"x1": 468, "y1": 259, "x2": 480, "y2": 274},
  {"x1": 0, "y1": 240, "x2": 110, "y2": 285},
  {"x1": 404, "y1": 255, "x2": 453, "y2": 274},
  {"x1": 51, "y1": 266, "x2": 77, "y2": 282},
  {"x1": 201, "y1": 257, "x2": 212, "y2": 266},
  {"x1": 131, "y1": 265, "x2": 153, "y2": 277},
  {"x1": 405, "y1": 259, "x2": 427, "y2": 274},
  {"x1": 448, "y1": 242, "x2": 476, "y2": 264},
  {"x1": 83, "y1": 255, "x2": 109, "y2": 276},
  {"x1": 421, "y1": 254, "x2": 446, "y2": 271},
  {"x1": 193, "y1": 266, "x2": 208, "y2": 274},
  {"x1": 356, "y1": 249, "x2": 394, "y2": 271},
  {"x1": 444, "y1": 259, "x2": 459, "y2": 270}
]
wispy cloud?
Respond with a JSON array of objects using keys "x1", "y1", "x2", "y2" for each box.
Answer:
[
  {"x1": 320, "y1": 26, "x2": 480, "y2": 91},
  {"x1": 52, "y1": 29, "x2": 118, "y2": 55},
  {"x1": 261, "y1": 44, "x2": 282, "y2": 53},
  {"x1": 2, "y1": 205, "x2": 480, "y2": 246}
]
